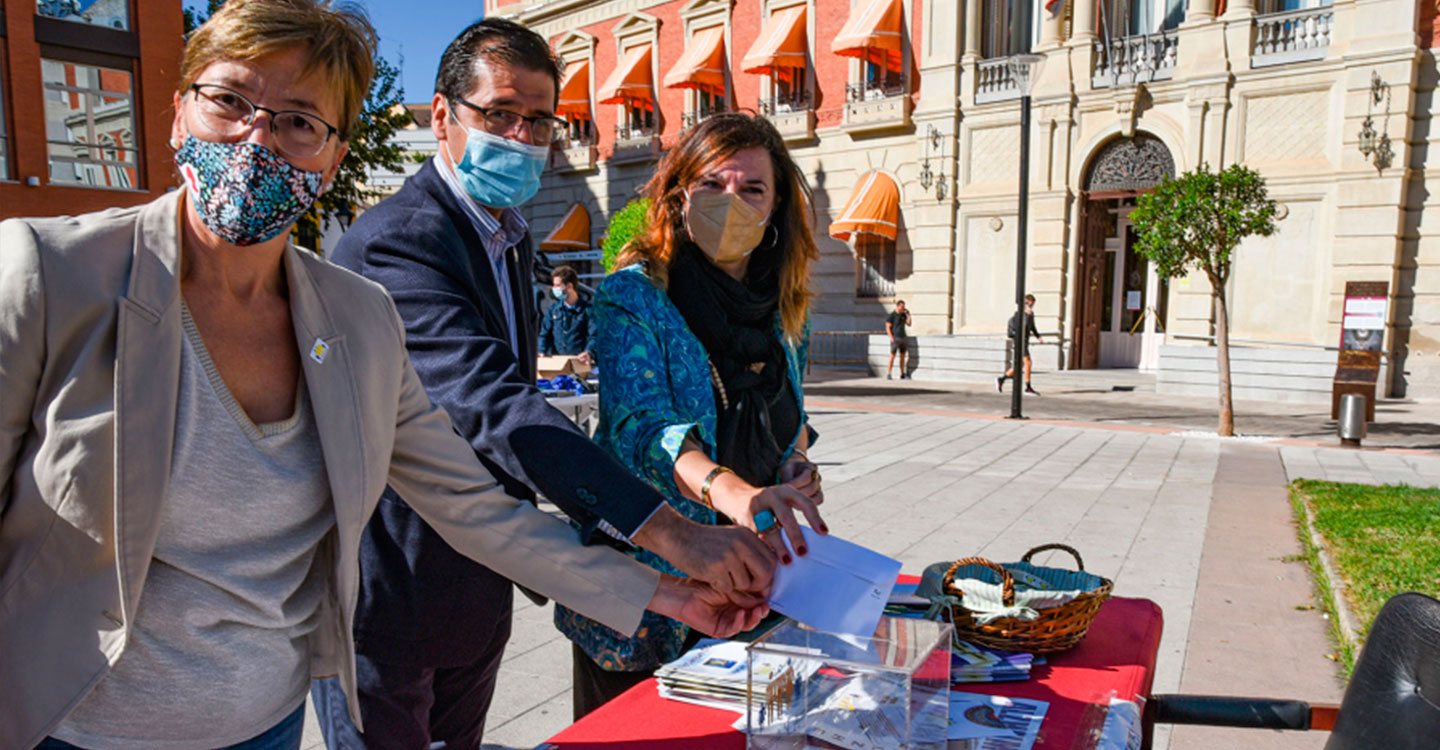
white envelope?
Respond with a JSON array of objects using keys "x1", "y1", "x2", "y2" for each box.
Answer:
[{"x1": 768, "y1": 526, "x2": 902, "y2": 638}]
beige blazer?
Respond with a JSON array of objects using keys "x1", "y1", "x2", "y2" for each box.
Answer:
[{"x1": 0, "y1": 191, "x2": 660, "y2": 749}]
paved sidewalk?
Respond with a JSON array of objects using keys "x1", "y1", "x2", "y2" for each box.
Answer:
[
  {"x1": 806, "y1": 368, "x2": 1440, "y2": 451},
  {"x1": 298, "y1": 382, "x2": 1440, "y2": 749}
]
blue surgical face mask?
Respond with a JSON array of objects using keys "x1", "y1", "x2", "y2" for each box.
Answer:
[
  {"x1": 551, "y1": 286, "x2": 566, "y2": 300},
  {"x1": 447, "y1": 116, "x2": 548, "y2": 208}
]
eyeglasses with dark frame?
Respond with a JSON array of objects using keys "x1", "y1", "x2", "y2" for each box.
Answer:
[
  {"x1": 450, "y1": 97, "x2": 568, "y2": 145},
  {"x1": 187, "y1": 83, "x2": 340, "y2": 159}
]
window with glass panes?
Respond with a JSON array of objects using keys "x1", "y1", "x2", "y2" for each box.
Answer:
[
  {"x1": 566, "y1": 114, "x2": 594, "y2": 145},
  {"x1": 42, "y1": 58, "x2": 139, "y2": 189},
  {"x1": 0, "y1": 44, "x2": 10, "y2": 180},
  {"x1": 1105, "y1": 0, "x2": 1187, "y2": 34},
  {"x1": 773, "y1": 68, "x2": 804, "y2": 110},
  {"x1": 698, "y1": 87, "x2": 725, "y2": 116},
  {"x1": 855, "y1": 234, "x2": 896, "y2": 299},
  {"x1": 627, "y1": 100, "x2": 655, "y2": 132},
  {"x1": 981, "y1": 0, "x2": 1036, "y2": 58},
  {"x1": 36, "y1": 0, "x2": 129, "y2": 30},
  {"x1": 862, "y1": 58, "x2": 901, "y2": 95},
  {"x1": 1256, "y1": 0, "x2": 1332, "y2": 13}
]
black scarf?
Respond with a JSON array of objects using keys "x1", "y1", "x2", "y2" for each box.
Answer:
[{"x1": 667, "y1": 243, "x2": 799, "y2": 486}]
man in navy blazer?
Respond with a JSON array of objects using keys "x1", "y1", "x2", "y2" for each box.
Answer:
[{"x1": 309, "y1": 19, "x2": 776, "y2": 749}]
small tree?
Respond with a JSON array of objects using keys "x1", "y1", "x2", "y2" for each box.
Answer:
[
  {"x1": 1130, "y1": 163, "x2": 1277, "y2": 437},
  {"x1": 299, "y1": 54, "x2": 412, "y2": 242},
  {"x1": 600, "y1": 198, "x2": 651, "y2": 272}
]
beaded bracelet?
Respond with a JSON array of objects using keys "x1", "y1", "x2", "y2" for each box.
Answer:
[{"x1": 700, "y1": 465, "x2": 734, "y2": 509}]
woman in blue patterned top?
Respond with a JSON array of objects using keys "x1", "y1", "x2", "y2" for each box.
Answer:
[{"x1": 556, "y1": 113, "x2": 831, "y2": 718}]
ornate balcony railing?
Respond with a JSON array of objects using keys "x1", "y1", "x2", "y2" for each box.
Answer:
[
  {"x1": 614, "y1": 123, "x2": 657, "y2": 141},
  {"x1": 758, "y1": 92, "x2": 812, "y2": 117},
  {"x1": 976, "y1": 58, "x2": 1019, "y2": 104},
  {"x1": 1251, "y1": 7, "x2": 1334, "y2": 68},
  {"x1": 856, "y1": 262, "x2": 895, "y2": 299},
  {"x1": 680, "y1": 108, "x2": 726, "y2": 132},
  {"x1": 845, "y1": 80, "x2": 906, "y2": 103},
  {"x1": 1093, "y1": 31, "x2": 1178, "y2": 88},
  {"x1": 758, "y1": 93, "x2": 815, "y2": 141},
  {"x1": 563, "y1": 131, "x2": 596, "y2": 149}
]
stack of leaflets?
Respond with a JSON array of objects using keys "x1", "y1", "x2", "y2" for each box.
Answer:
[
  {"x1": 951, "y1": 640, "x2": 1042, "y2": 683},
  {"x1": 883, "y1": 582, "x2": 931, "y2": 619},
  {"x1": 948, "y1": 693, "x2": 1049, "y2": 749},
  {"x1": 654, "y1": 639, "x2": 820, "y2": 713}
]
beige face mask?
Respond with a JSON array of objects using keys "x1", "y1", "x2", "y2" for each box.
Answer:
[{"x1": 684, "y1": 190, "x2": 770, "y2": 264}]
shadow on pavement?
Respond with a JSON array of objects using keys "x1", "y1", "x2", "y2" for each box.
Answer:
[
  {"x1": 1370, "y1": 421, "x2": 1440, "y2": 437},
  {"x1": 805, "y1": 385, "x2": 953, "y2": 398}
]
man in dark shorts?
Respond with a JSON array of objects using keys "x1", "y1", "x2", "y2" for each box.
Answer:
[
  {"x1": 998, "y1": 294, "x2": 1042, "y2": 396},
  {"x1": 885, "y1": 300, "x2": 912, "y2": 380}
]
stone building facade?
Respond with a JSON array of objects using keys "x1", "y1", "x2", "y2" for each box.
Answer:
[{"x1": 491, "y1": 0, "x2": 1440, "y2": 402}]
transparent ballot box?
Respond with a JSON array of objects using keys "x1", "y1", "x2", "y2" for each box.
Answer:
[{"x1": 745, "y1": 616, "x2": 953, "y2": 750}]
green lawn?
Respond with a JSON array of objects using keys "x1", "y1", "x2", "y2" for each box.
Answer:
[{"x1": 1290, "y1": 479, "x2": 1440, "y2": 673}]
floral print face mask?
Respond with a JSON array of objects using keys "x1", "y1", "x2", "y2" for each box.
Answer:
[{"x1": 174, "y1": 135, "x2": 325, "y2": 246}]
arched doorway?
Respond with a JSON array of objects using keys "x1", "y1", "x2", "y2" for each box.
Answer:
[{"x1": 1071, "y1": 133, "x2": 1176, "y2": 370}]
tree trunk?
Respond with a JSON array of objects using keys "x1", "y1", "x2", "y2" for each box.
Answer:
[{"x1": 1214, "y1": 289, "x2": 1235, "y2": 437}]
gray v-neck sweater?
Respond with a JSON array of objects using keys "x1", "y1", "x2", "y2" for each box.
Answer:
[{"x1": 54, "y1": 305, "x2": 334, "y2": 748}]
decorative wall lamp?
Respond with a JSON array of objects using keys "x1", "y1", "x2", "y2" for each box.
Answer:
[
  {"x1": 1358, "y1": 71, "x2": 1393, "y2": 173},
  {"x1": 918, "y1": 124, "x2": 947, "y2": 200}
]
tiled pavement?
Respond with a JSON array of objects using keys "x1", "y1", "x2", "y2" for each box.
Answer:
[{"x1": 301, "y1": 399, "x2": 1440, "y2": 750}]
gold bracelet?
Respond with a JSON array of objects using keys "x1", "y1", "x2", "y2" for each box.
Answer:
[{"x1": 700, "y1": 466, "x2": 734, "y2": 509}]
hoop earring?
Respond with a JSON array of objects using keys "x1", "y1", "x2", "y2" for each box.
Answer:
[{"x1": 763, "y1": 224, "x2": 780, "y2": 249}]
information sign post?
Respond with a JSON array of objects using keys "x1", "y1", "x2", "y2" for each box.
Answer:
[{"x1": 1331, "y1": 281, "x2": 1388, "y2": 422}]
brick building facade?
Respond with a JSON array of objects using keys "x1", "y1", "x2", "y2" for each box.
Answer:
[
  {"x1": 0, "y1": 0, "x2": 183, "y2": 221},
  {"x1": 493, "y1": 0, "x2": 1440, "y2": 402}
]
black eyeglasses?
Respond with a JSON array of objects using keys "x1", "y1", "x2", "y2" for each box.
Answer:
[
  {"x1": 450, "y1": 97, "x2": 568, "y2": 145},
  {"x1": 187, "y1": 83, "x2": 340, "y2": 159}
]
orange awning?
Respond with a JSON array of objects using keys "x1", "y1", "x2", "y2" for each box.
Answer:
[
  {"x1": 829, "y1": 171, "x2": 899, "y2": 241},
  {"x1": 742, "y1": 6, "x2": 807, "y2": 76},
  {"x1": 597, "y1": 45, "x2": 653, "y2": 104},
  {"x1": 557, "y1": 60, "x2": 590, "y2": 117},
  {"x1": 831, "y1": 0, "x2": 903, "y2": 72},
  {"x1": 663, "y1": 27, "x2": 726, "y2": 91},
  {"x1": 539, "y1": 204, "x2": 591, "y2": 250}
]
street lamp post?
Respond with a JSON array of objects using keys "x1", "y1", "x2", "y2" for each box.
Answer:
[{"x1": 1007, "y1": 54, "x2": 1043, "y2": 420}]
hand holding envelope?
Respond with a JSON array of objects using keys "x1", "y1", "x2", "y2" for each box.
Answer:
[{"x1": 766, "y1": 525, "x2": 903, "y2": 638}]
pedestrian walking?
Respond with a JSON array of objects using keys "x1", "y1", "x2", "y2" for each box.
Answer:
[
  {"x1": 998, "y1": 294, "x2": 1042, "y2": 396},
  {"x1": 885, "y1": 300, "x2": 912, "y2": 379}
]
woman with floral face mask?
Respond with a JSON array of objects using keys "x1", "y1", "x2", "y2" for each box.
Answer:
[
  {"x1": 556, "y1": 113, "x2": 830, "y2": 718},
  {"x1": 0, "y1": 3, "x2": 768, "y2": 749}
]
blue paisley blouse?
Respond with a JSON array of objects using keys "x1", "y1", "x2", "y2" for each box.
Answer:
[{"x1": 554, "y1": 264, "x2": 812, "y2": 672}]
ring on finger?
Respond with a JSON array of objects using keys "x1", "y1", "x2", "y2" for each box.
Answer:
[{"x1": 753, "y1": 509, "x2": 779, "y2": 534}]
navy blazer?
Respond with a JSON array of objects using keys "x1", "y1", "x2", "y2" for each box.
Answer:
[{"x1": 330, "y1": 160, "x2": 666, "y2": 664}]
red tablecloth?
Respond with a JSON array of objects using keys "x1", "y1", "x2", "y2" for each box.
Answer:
[{"x1": 544, "y1": 595, "x2": 1164, "y2": 749}]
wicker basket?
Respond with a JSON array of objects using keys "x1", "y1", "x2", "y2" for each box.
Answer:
[{"x1": 940, "y1": 543, "x2": 1113, "y2": 653}]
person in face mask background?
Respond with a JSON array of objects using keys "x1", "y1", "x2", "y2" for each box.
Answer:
[
  {"x1": 556, "y1": 113, "x2": 830, "y2": 718},
  {"x1": 539, "y1": 265, "x2": 598, "y2": 364},
  {"x1": 314, "y1": 18, "x2": 780, "y2": 750}
]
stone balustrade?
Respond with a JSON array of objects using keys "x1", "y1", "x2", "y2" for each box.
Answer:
[{"x1": 1252, "y1": 6, "x2": 1334, "y2": 68}]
